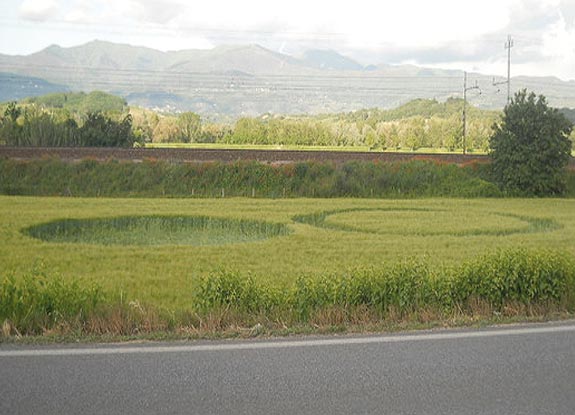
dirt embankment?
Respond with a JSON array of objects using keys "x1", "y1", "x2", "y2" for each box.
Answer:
[
  {"x1": 0, "y1": 147, "x2": 495, "y2": 166},
  {"x1": 2, "y1": 146, "x2": 574, "y2": 170}
]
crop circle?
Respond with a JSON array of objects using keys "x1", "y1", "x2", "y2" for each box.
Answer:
[
  {"x1": 23, "y1": 215, "x2": 291, "y2": 246},
  {"x1": 293, "y1": 208, "x2": 559, "y2": 237}
]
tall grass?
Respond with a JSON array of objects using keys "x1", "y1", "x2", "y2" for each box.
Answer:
[
  {"x1": 0, "y1": 159, "x2": 503, "y2": 198},
  {"x1": 0, "y1": 272, "x2": 103, "y2": 335},
  {"x1": 193, "y1": 249, "x2": 575, "y2": 321},
  {"x1": 0, "y1": 273, "x2": 173, "y2": 337}
]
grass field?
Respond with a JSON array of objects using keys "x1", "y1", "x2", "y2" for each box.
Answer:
[{"x1": 2, "y1": 196, "x2": 574, "y2": 311}]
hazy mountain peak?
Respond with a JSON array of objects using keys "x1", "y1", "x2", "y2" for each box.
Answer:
[
  {"x1": 44, "y1": 44, "x2": 62, "y2": 51},
  {"x1": 301, "y1": 49, "x2": 364, "y2": 71},
  {"x1": 1, "y1": 40, "x2": 574, "y2": 115}
]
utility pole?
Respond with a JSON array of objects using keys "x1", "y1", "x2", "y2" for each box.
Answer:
[
  {"x1": 462, "y1": 71, "x2": 480, "y2": 154},
  {"x1": 493, "y1": 35, "x2": 514, "y2": 104},
  {"x1": 505, "y1": 35, "x2": 513, "y2": 103}
]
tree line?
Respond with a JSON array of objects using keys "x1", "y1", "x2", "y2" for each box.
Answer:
[
  {"x1": 1, "y1": 93, "x2": 573, "y2": 170},
  {"x1": 0, "y1": 102, "x2": 135, "y2": 147},
  {"x1": 135, "y1": 98, "x2": 498, "y2": 152},
  {"x1": 3, "y1": 92, "x2": 501, "y2": 151},
  {"x1": 220, "y1": 113, "x2": 493, "y2": 151}
]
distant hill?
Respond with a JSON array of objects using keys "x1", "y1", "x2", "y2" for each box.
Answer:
[
  {"x1": 165, "y1": 44, "x2": 311, "y2": 75},
  {"x1": 300, "y1": 50, "x2": 364, "y2": 71},
  {"x1": 328, "y1": 98, "x2": 499, "y2": 124},
  {"x1": 19, "y1": 91, "x2": 127, "y2": 113},
  {"x1": 1, "y1": 40, "x2": 574, "y2": 117},
  {"x1": 0, "y1": 73, "x2": 68, "y2": 102}
]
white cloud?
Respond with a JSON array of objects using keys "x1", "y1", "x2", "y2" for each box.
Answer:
[
  {"x1": 19, "y1": 0, "x2": 59, "y2": 21},
  {"x1": 539, "y1": 13, "x2": 575, "y2": 79},
  {"x1": 110, "y1": 0, "x2": 184, "y2": 25},
  {"x1": 60, "y1": 0, "x2": 96, "y2": 23},
  {"x1": 154, "y1": 0, "x2": 517, "y2": 48}
]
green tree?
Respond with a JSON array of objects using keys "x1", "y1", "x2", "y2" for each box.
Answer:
[
  {"x1": 152, "y1": 116, "x2": 179, "y2": 143},
  {"x1": 403, "y1": 116, "x2": 427, "y2": 150},
  {"x1": 0, "y1": 102, "x2": 23, "y2": 145},
  {"x1": 79, "y1": 112, "x2": 135, "y2": 147},
  {"x1": 4, "y1": 101, "x2": 21, "y2": 122},
  {"x1": 231, "y1": 118, "x2": 267, "y2": 144},
  {"x1": 177, "y1": 112, "x2": 201, "y2": 143},
  {"x1": 489, "y1": 90, "x2": 573, "y2": 195},
  {"x1": 21, "y1": 107, "x2": 63, "y2": 146}
]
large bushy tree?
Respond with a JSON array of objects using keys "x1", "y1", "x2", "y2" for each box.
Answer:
[
  {"x1": 489, "y1": 90, "x2": 573, "y2": 195},
  {"x1": 79, "y1": 112, "x2": 134, "y2": 147},
  {"x1": 1, "y1": 104, "x2": 136, "y2": 147}
]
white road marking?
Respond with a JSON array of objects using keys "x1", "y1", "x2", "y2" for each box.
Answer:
[{"x1": 1, "y1": 323, "x2": 574, "y2": 358}]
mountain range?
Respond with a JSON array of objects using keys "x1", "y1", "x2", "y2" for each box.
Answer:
[{"x1": 1, "y1": 40, "x2": 574, "y2": 118}]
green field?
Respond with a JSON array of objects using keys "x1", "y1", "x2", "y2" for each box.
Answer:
[{"x1": 2, "y1": 196, "x2": 574, "y2": 312}]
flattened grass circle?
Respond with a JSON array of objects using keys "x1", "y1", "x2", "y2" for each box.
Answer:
[
  {"x1": 23, "y1": 216, "x2": 291, "y2": 246},
  {"x1": 293, "y1": 208, "x2": 559, "y2": 237}
]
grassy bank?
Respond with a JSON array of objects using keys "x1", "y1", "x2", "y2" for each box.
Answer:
[{"x1": 0, "y1": 158, "x2": 501, "y2": 198}]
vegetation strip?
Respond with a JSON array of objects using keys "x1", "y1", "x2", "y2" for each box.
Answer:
[
  {"x1": 193, "y1": 249, "x2": 574, "y2": 319},
  {"x1": 2, "y1": 249, "x2": 574, "y2": 339},
  {"x1": 0, "y1": 158, "x2": 504, "y2": 198}
]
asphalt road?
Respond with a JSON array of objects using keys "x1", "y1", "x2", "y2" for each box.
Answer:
[{"x1": 2, "y1": 322, "x2": 575, "y2": 415}]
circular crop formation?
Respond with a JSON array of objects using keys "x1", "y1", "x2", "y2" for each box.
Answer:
[
  {"x1": 23, "y1": 216, "x2": 291, "y2": 246},
  {"x1": 293, "y1": 208, "x2": 559, "y2": 237}
]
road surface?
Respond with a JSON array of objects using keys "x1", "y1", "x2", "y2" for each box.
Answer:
[{"x1": 1, "y1": 321, "x2": 575, "y2": 414}]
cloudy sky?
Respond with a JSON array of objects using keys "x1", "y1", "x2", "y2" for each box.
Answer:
[{"x1": 1, "y1": 0, "x2": 574, "y2": 80}]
